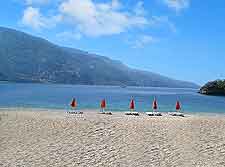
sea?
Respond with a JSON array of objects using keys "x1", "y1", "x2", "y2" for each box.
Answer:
[{"x1": 0, "y1": 83, "x2": 225, "y2": 114}]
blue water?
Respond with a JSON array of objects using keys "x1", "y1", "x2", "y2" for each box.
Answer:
[{"x1": 0, "y1": 83, "x2": 225, "y2": 113}]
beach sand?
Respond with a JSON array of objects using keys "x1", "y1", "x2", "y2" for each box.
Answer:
[{"x1": 1, "y1": 109, "x2": 225, "y2": 167}]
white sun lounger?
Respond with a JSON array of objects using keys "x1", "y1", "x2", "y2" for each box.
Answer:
[
  {"x1": 67, "y1": 110, "x2": 83, "y2": 114},
  {"x1": 105, "y1": 112, "x2": 112, "y2": 115},
  {"x1": 125, "y1": 111, "x2": 139, "y2": 116},
  {"x1": 168, "y1": 112, "x2": 184, "y2": 117},
  {"x1": 99, "y1": 111, "x2": 112, "y2": 115},
  {"x1": 99, "y1": 108, "x2": 112, "y2": 115},
  {"x1": 146, "y1": 112, "x2": 162, "y2": 116}
]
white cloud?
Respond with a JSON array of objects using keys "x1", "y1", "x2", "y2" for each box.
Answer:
[
  {"x1": 132, "y1": 35, "x2": 157, "y2": 48},
  {"x1": 134, "y1": 1, "x2": 146, "y2": 16},
  {"x1": 22, "y1": 7, "x2": 47, "y2": 29},
  {"x1": 21, "y1": 7, "x2": 61, "y2": 29},
  {"x1": 59, "y1": 0, "x2": 149, "y2": 37},
  {"x1": 163, "y1": 0, "x2": 190, "y2": 12},
  {"x1": 111, "y1": 0, "x2": 121, "y2": 10},
  {"x1": 19, "y1": 0, "x2": 178, "y2": 44}
]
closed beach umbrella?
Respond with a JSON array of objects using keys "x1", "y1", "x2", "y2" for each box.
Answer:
[
  {"x1": 71, "y1": 98, "x2": 77, "y2": 108},
  {"x1": 130, "y1": 99, "x2": 135, "y2": 110},
  {"x1": 101, "y1": 99, "x2": 106, "y2": 109},
  {"x1": 176, "y1": 101, "x2": 181, "y2": 111},
  {"x1": 153, "y1": 99, "x2": 158, "y2": 110}
]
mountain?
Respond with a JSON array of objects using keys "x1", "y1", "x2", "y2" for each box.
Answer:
[
  {"x1": 0, "y1": 27, "x2": 199, "y2": 88},
  {"x1": 199, "y1": 80, "x2": 225, "y2": 95}
]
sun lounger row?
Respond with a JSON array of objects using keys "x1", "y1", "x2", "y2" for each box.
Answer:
[
  {"x1": 67, "y1": 98, "x2": 185, "y2": 117},
  {"x1": 67, "y1": 110, "x2": 184, "y2": 117},
  {"x1": 124, "y1": 111, "x2": 184, "y2": 117}
]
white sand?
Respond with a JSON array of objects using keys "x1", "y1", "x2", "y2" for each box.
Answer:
[{"x1": 1, "y1": 109, "x2": 225, "y2": 167}]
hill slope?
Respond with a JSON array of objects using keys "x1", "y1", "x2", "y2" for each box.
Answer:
[{"x1": 0, "y1": 27, "x2": 198, "y2": 88}]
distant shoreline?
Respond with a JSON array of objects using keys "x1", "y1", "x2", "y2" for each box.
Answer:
[
  {"x1": 1, "y1": 107, "x2": 225, "y2": 117},
  {"x1": 0, "y1": 81, "x2": 200, "y2": 90}
]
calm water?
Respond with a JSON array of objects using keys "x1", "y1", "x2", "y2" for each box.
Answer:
[{"x1": 0, "y1": 83, "x2": 225, "y2": 113}]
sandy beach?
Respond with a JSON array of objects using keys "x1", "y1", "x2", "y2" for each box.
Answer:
[{"x1": 1, "y1": 109, "x2": 225, "y2": 167}]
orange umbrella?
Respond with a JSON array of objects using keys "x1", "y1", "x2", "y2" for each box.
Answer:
[
  {"x1": 130, "y1": 99, "x2": 135, "y2": 110},
  {"x1": 70, "y1": 98, "x2": 77, "y2": 108},
  {"x1": 101, "y1": 99, "x2": 106, "y2": 109},
  {"x1": 176, "y1": 101, "x2": 181, "y2": 111}
]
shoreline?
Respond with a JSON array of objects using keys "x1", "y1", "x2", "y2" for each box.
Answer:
[
  {"x1": 1, "y1": 107, "x2": 225, "y2": 117},
  {"x1": 0, "y1": 81, "x2": 200, "y2": 89}
]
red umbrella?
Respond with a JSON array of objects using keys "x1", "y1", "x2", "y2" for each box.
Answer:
[
  {"x1": 130, "y1": 99, "x2": 135, "y2": 110},
  {"x1": 152, "y1": 99, "x2": 158, "y2": 110},
  {"x1": 101, "y1": 99, "x2": 106, "y2": 109},
  {"x1": 176, "y1": 101, "x2": 181, "y2": 111},
  {"x1": 70, "y1": 98, "x2": 77, "y2": 108}
]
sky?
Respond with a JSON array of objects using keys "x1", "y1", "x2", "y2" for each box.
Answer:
[{"x1": 1, "y1": 0, "x2": 225, "y2": 85}]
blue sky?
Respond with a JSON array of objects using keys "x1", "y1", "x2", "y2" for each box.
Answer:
[{"x1": 1, "y1": 0, "x2": 225, "y2": 85}]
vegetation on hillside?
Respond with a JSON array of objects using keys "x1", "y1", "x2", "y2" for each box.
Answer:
[{"x1": 199, "y1": 80, "x2": 225, "y2": 95}]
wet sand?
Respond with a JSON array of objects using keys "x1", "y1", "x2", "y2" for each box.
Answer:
[{"x1": 1, "y1": 109, "x2": 225, "y2": 167}]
